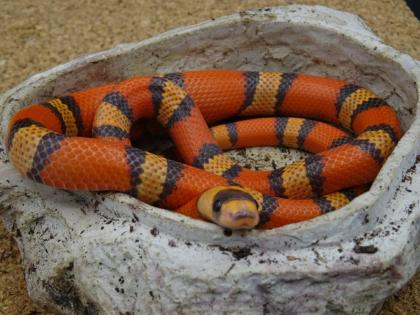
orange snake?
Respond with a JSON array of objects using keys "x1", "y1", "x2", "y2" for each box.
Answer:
[{"x1": 6, "y1": 70, "x2": 401, "y2": 229}]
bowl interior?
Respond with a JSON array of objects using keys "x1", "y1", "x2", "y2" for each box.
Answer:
[{"x1": 0, "y1": 8, "x2": 418, "y2": 246}]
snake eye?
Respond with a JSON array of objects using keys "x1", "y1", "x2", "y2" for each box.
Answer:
[{"x1": 213, "y1": 199, "x2": 223, "y2": 214}]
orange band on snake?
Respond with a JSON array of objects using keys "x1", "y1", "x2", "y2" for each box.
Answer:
[{"x1": 6, "y1": 70, "x2": 401, "y2": 229}]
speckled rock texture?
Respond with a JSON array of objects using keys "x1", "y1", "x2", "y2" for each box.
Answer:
[{"x1": 0, "y1": 5, "x2": 419, "y2": 315}]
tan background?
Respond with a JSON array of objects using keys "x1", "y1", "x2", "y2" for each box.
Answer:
[{"x1": 0, "y1": 0, "x2": 419, "y2": 314}]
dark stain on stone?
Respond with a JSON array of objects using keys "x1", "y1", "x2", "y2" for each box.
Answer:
[
  {"x1": 132, "y1": 213, "x2": 139, "y2": 222},
  {"x1": 229, "y1": 247, "x2": 253, "y2": 260},
  {"x1": 263, "y1": 303, "x2": 270, "y2": 315},
  {"x1": 406, "y1": 202, "x2": 415, "y2": 215},
  {"x1": 362, "y1": 214, "x2": 369, "y2": 224},
  {"x1": 84, "y1": 303, "x2": 99, "y2": 315},
  {"x1": 348, "y1": 257, "x2": 360, "y2": 265},
  {"x1": 386, "y1": 262, "x2": 403, "y2": 280},
  {"x1": 168, "y1": 240, "x2": 177, "y2": 247},
  {"x1": 311, "y1": 248, "x2": 323, "y2": 265},
  {"x1": 353, "y1": 237, "x2": 362, "y2": 245},
  {"x1": 353, "y1": 244, "x2": 378, "y2": 254},
  {"x1": 224, "y1": 263, "x2": 236, "y2": 276},
  {"x1": 92, "y1": 200, "x2": 100, "y2": 210},
  {"x1": 402, "y1": 155, "x2": 420, "y2": 183},
  {"x1": 258, "y1": 258, "x2": 278, "y2": 264},
  {"x1": 150, "y1": 227, "x2": 159, "y2": 236},
  {"x1": 28, "y1": 263, "x2": 37, "y2": 274},
  {"x1": 209, "y1": 244, "x2": 254, "y2": 260},
  {"x1": 28, "y1": 215, "x2": 46, "y2": 235},
  {"x1": 42, "y1": 262, "x2": 99, "y2": 315}
]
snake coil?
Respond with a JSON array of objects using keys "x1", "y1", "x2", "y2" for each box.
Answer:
[{"x1": 7, "y1": 70, "x2": 401, "y2": 229}]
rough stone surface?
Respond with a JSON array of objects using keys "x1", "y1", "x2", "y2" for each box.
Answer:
[{"x1": 0, "y1": 5, "x2": 419, "y2": 315}]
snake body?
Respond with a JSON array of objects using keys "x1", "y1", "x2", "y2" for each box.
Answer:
[{"x1": 6, "y1": 70, "x2": 401, "y2": 229}]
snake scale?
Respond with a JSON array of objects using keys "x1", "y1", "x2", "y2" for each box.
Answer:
[{"x1": 6, "y1": 70, "x2": 401, "y2": 229}]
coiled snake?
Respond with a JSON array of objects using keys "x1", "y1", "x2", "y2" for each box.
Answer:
[{"x1": 6, "y1": 70, "x2": 401, "y2": 229}]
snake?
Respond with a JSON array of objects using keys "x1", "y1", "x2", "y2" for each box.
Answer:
[{"x1": 6, "y1": 70, "x2": 401, "y2": 230}]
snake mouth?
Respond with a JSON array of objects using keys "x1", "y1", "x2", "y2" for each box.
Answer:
[
  {"x1": 231, "y1": 209, "x2": 258, "y2": 221},
  {"x1": 225, "y1": 208, "x2": 259, "y2": 229}
]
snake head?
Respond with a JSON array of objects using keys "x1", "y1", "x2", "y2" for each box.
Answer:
[{"x1": 197, "y1": 186, "x2": 260, "y2": 230}]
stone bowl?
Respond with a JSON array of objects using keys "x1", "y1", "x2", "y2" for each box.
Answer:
[{"x1": 0, "y1": 5, "x2": 419, "y2": 315}]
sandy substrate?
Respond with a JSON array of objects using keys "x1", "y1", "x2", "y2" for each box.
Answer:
[{"x1": 0, "y1": 0, "x2": 419, "y2": 314}]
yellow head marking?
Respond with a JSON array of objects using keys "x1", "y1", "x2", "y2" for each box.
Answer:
[{"x1": 197, "y1": 186, "x2": 260, "y2": 230}]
